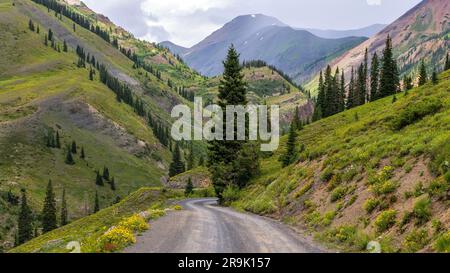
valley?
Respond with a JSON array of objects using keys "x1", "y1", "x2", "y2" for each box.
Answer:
[{"x1": 0, "y1": 0, "x2": 448, "y2": 254}]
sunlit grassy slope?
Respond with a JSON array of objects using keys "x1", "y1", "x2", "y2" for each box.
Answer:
[
  {"x1": 9, "y1": 187, "x2": 181, "y2": 253},
  {"x1": 0, "y1": 0, "x2": 172, "y2": 249},
  {"x1": 234, "y1": 70, "x2": 450, "y2": 253}
]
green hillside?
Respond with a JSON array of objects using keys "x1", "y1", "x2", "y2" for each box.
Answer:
[
  {"x1": 0, "y1": 0, "x2": 177, "y2": 250},
  {"x1": 9, "y1": 187, "x2": 182, "y2": 253},
  {"x1": 232, "y1": 70, "x2": 450, "y2": 253}
]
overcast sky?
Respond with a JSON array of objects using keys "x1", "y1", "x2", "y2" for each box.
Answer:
[{"x1": 83, "y1": 0, "x2": 422, "y2": 47}]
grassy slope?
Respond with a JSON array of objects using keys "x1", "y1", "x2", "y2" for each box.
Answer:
[
  {"x1": 233, "y1": 70, "x2": 450, "y2": 252},
  {"x1": 0, "y1": 0, "x2": 173, "y2": 248},
  {"x1": 9, "y1": 187, "x2": 181, "y2": 253}
]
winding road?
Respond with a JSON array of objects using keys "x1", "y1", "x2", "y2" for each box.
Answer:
[{"x1": 124, "y1": 198, "x2": 325, "y2": 253}]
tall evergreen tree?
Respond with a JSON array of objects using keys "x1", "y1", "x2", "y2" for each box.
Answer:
[
  {"x1": 102, "y1": 167, "x2": 110, "y2": 181},
  {"x1": 44, "y1": 34, "x2": 48, "y2": 46},
  {"x1": 65, "y1": 149, "x2": 75, "y2": 165},
  {"x1": 18, "y1": 190, "x2": 33, "y2": 245},
  {"x1": 95, "y1": 171, "x2": 104, "y2": 186},
  {"x1": 379, "y1": 35, "x2": 399, "y2": 98},
  {"x1": 208, "y1": 45, "x2": 251, "y2": 199},
  {"x1": 185, "y1": 178, "x2": 194, "y2": 197},
  {"x1": 55, "y1": 131, "x2": 61, "y2": 149},
  {"x1": 280, "y1": 122, "x2": 298, "y2": 167},
  {"x1": 48, "y1": 29, "x2": 53, "y2": 41},
  {"x1": 370, "y1": 52, "x2": 380, "y2": 101},
  {"x1": 403, "y1": 76, "x2": 413, "y2": 92},
  {"x1": 42, "y1": 180, "x2": 57, "y2": 233},
  {"x1": 338, "y1": 71, "x2": 345, "y2": 113},
  {"x1": 418, "y1": 60, "x2": 428, "y2": 86},
  {"x1": 355, "y1": 64, "x2": 366, "y2": 106},
  {"x1": 28, "y1": 19, "x2": 35, "y2": 32},
  {"x1": 313, "y1": 71, "x2": 325, "y2": 121},
  {"x1": 363, "y1": 48, "x2": 369, "y2": 101},
  {"x1": 347, "y1": 67, "x2": 356, "y2": 109},
  {"x1": 60, "y1": 188, "x2": 68, "y2": 226},
  {"x1": 110, "y1": 177, "x2": 116, "y2": 191},
  {"x1": 187, "y1": 143, "x2": 195, "y2": 170},
  {"x1": 80, "y1": 147, "x2": 85, "y2": 159},
  {"x1": 63, "y1": 40, "x2": 68, "y2": 52},
  {"x1": 94, "y1": 191, "x2": 100, "y2": 213},
  {"x1": 431, "y1": 68, "x2": 438, "y2": 85},
  {"x1": 445, "y1": 53, "x2": 450, "y2": 71},
  {"x1": 36, "y1": 25, "x2": 40, "y2": 34},
  {"x1": 71, "y1": 141, "x2": 77, "y2": 154},
  {"x1": 169, "y1": 143, "x2": 185, "y2": 177}
]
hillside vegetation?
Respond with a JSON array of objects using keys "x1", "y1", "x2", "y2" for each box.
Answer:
[
  {"x1": 9, "y1": 187, "x2": 182, "y2": 253},
  {"x1": 233, "y1": 70, "x2": 450, "y2": 253}
]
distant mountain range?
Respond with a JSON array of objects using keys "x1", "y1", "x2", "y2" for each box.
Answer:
[
  {"x1": 161, "y1": 14, "x2": 368, "y2": 83},
  {"x1": 299, "y1": 24, "x2": 387, "y2": 39}
]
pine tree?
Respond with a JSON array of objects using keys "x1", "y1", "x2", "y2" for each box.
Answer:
[
  {"x1": 431, "y1": 69, "x2": 438, "y2": 85},
  {"x1": 55, "y1": 131, "x2": 61, "y2": 148},
  {"x1": 379, "y1": 35, "x2": 399, "y2": 98},
  {"x1": 63, "y1": 40, "x2": 68, "y2": 52},
  {"x1": 347, "y1": 67, "x2": 356, "y2": 109},
  {"x1": 94, "y1": 191, "x2": 100, "y2": 213},
  {"x1": 18, "y1": 190, "x2": 33, "y2": 245},
  {"x1": 89, "y1": 68, "x2": 94, "y2": 81},
  {"x1": 110, "y1": 177, "x2": 116, "y2": 191},
  {"x1": 48, "y1": 29, "x2": 53, "y2": 41},
  {"x1": 65, "y1": 149, "x2": 75, "y2": 165},
  {"x1": 60, "y1": 188, "x2": 68, "y2": 226},
  {"x1": 187, "y1": 143, "x2": 195, "y2": 170},
  {"x1": 370, "y1": 52, "x2": 380, "y2": 101},
  {"x1": 338, "y1": 71, "x2": 345, "y2": 113},
  {"x1": 280, "y1": 122, "x2": 298, "y2": 167},
  {"x1": 292, "y1": 106, "x2": 302, "y2": 130},
  {"x1": 355, "y1": 64, "x2": 366, "y2": 106},
  {"x1": 95, "y1": 171, "x2": 104, "y2": 186},
  {"x1": 313, "y1": 71, "x2": 325, "y2": 121},
  {"x1": 445, "y1": 53, "x2": 450, "y2": 71},
  {"x1": 73, "y1": 23, "x2": 76, "y2": 32},
  {"x1": 36, "y1": 25, "x2": 40, "y2": 34},
  {"x1": 403, "y1": 76, "x2": 413, "y2": 92},
  {"x1": 80, "y1": 147, "x2": 85, "y2": 159},
  {"x1": 28, "y1": 19, "x2": 35, "y2": 32},
  {"x1": 42, "y1": 180, "x2": 57, "y2": 233},
  {"x1": 102, "y1": 167, "x2": 110, "y2": 181},
  {"x1": 44, "y1": 34, "x2": 48, "y2": 46},
  {"x1": 71, "y1": 141, "x2": 77, "y2": 154},
  {"x1": 185, "y1": 178, "x2": 194, "y2": 197},
  {"x1": 208, "y1": 45, "x2": 250, "y2": 199},
  {"x1": 169, "y1": 143, "x2": 185, "y2": 177},
  {"x1": 418, "y1": 61, "x2": 428, "y2": 86}
]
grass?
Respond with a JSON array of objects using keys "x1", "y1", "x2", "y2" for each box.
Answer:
[
  {"x1": 232, "y1": 70, "x2": 450, "y2": 252},
  {"x1": 0, "y1": 0, "x2": 172, "y2": 249},
  {"x1": 9, "y1": 187, "x2": 183, "y2": 253}
]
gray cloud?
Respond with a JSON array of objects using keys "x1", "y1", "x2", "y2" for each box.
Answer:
[{"x1": 83, "y1": 0, "x2": 421, "y2": 47}]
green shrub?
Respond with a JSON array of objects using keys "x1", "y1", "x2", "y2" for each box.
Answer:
[
  {"x1": 413, "y1": 197, "x2": 431, "y2": 224},
  {"x1": 434, "y1": 232, "x2": 450, "y2": 253},
  {"x1": 322, "y1": 225, "x2": 370, "y2": 251},
  {"x1": 331, "y1": 186, "x2": 347, "y2": 202},
  {"x1": 399, "y1": 211, "x2": 413, "y2": 230},
  {"x1": 363, "y1": 198, "x2": 380, "y2": 214},
  {"x1": 390, "y1": 97, "x2": 442, "y2": 130},
  {"x1": 374, "y1": 210, "x2": 397, "y2": 232},
  {"x1": 222, "y1": 185, "x2": 241, "y2": 204},
  {"x1": 428, "y1": 179, "x2": 449, "y2": 197},
  {"x1": 403, "y1": 229, "x2": 429, "y2": 253},
  {"x1": 372, "y1": 180, "x2": 399, "y2": 196},
  {"x1": 320, "y1": 167, "x2": 334, "y2": 182},
  {"x1": 444, "y1": 171, "x2": 450, "y2": 183}
]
